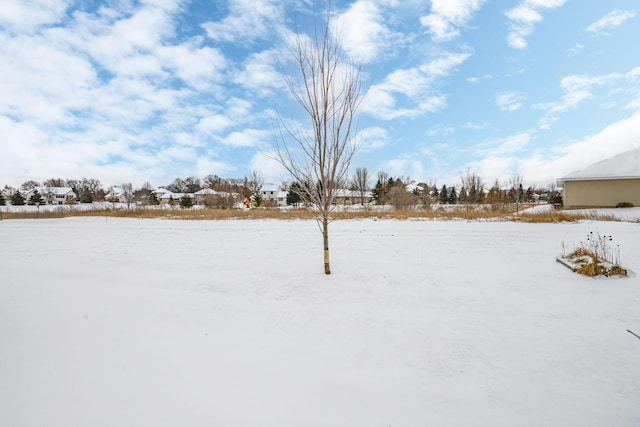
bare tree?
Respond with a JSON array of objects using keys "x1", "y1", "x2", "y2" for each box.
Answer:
[
  {"x1": 415, "y1": 181, "x2": 435, "y2": 208},
  {"x1": 272, "y1": 6, "x2": 364, "y2": 274},
  {"x1": 183, "y1": 176, "x2": 202, "y2": 193},
  {"x1": 135, "y1": 182, "x2": 158, "y2": 207},
  {"x1": 509, "y1": 174, "x2": 525, "y2": 214},
  {"x1": 351, "y1": 167, "x2": 370, "y2": 205},
  {"x1": 388, "y1": 185, "x2": 416, "y2": 210},
  {"x1": 78, "y1": 178, "x2": 103, "y2": 202},
  {"x1": 42, "y1": 178, "x2": 65, "y2": 187},
  {"x1": 460, "y1": 168, "x2": 485, "y2": 204},
  {"x1": 165, "y1": 178, "x2": 187, "y2": 193},
  {"x1": 244, "y1": 171, "x2": 264, "y2": 207},
  {"x1": 20, "y1": 180, "x2": 40, "y2": 191},
  {"x1": 121, "y1": 183, "x2": 134, "y2": 209},
  {"x1": 203, "y1": 174, "x2": 223, "y2": 190}
]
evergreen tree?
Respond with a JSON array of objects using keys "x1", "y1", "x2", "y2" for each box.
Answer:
[
  {"x1": 148, "y1": 191, "x2": 160, "y2": 206},
  {"x1": 0, "y1": 195, "x2": 5, "y2": 206},
  {"x1": 28, "y1": 189, "x2": 43, "y2": 205},
  {"x1": 251, "y1": 191, "x2": 264, "y2": 208},
  {"x1": 439, "y1": 185, "x2": 448, "y2": 204},
  {"x1": 180, "y1": 195, "x2": 193, "y2": 209},
  {"x1": 371, "y1": 179, "x2": 382, "y2": 204},
  {"x1": 371, "y1": 178, "x2": 387, "y2": 205},
  {"x1": 448, "y1": 187, "x2": 458, "y2": 204},
  {"x1": 517, "y1": 184, "x2": 525, "y2": 203},
  {"x1": 79, "y1": 191, "x2": 93, "y2": 203},
  {"x1": 287, "y1": 182, "x2": 302, "y2": 206},
  {"x1": 525, "y1": 187, "x2": 534, "y2": 203},
  {"x1": 11, "y1": 192, "x2": 25, "y2": 206}
]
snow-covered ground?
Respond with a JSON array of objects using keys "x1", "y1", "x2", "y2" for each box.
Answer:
[{"x1": 1, "y1": 217, "x2": 639, "y2": 427}]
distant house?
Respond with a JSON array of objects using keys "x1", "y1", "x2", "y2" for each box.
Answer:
[
  {"x1": 261, "y1": 186, "x2": 288, "y2": 207},
  {"x1": 332, "y1": 189, "x2": 372, "y2": 205},
  {"x1": 104, "y1": 186, "x2": 128, "y2": 203},
  {"x1": 557, "y1": 148, "x2": 640, "y2": 209},
  {"x1": 193, "y1": 188, "x2": 235, "y2": 205},
  {"x1": 268, "y1": 187, "x2": 372, "y2": 207},
  {"x1": 23, "y1": 186, "x2": 77, "y2": 205},
  {"x1": 274, "y1": 191, "x2": 288, "y2": 207},
  {"x1": 155, "y1": 188, "x2": 185, "y2": 205}
]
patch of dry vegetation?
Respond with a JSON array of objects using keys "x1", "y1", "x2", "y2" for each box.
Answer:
[
  {"x1": 557, "y1": 230, "x2": 628, "y2": 278},
  {"x1": 1, "y1": 203, "x2": 627, "y2": 223},
  {"x1": 517, "y1": 210, "x2": 621, "y2": 223}
]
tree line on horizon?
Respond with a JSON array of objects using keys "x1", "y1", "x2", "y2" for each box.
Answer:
[{"x1": 1, "y1": 167, "x2": 559, "y2": 210}]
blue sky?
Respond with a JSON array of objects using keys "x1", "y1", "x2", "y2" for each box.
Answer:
[{"x1": 1, "y1": 0, "x2": 639, "y2": 189}]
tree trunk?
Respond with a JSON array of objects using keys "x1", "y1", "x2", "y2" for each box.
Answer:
[{"x1": 322, "y1": 217, "x2": 331, "y2": 274}]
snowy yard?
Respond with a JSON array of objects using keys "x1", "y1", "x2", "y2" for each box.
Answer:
[{"x1": 1, "y1": 216, "x2": 639, "y2": 427}]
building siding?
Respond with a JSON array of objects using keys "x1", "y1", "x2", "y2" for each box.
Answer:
[{"x1": 563, "y1": 178, "x2": 640, "y2": 209}]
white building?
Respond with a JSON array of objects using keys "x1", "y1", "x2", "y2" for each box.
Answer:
[
  {"x1": 23, "y1": 186, "x2": 77, "y2": 205},
  {"x1": 104, "y1": 186, "x2": 128, "y2": 203},
  {"x1": 261, "y1": 186, "x2": 288, "y2": 207}
]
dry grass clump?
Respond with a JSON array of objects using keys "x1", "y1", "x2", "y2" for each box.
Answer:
[
  {"x1": 0, "y1": 203, "x2": 627, "y2": 223},
  {"x1": 557, "y1": 230, "x2": 628, "y2": 278},
  {"x1": 517, "y1": 210, "x2": 619, "y2": 223}
]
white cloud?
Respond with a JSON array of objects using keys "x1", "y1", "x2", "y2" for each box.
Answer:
[
  {"x1": 233, "y1": 49, "x2": 285, "y2": 96},
  {"x1": 567, "y1": 43, "x2": 584, "y2": 56},
  {"x1": 420, "y1": 0, "x2": 485, "y2": 42},
  {"x1": 57, "y1": 3, "x2": 226, "y2": 89},
  {"x1": 476, "y1": 132, "x2": 532, "y2": 158},
  {"x1": 467, "y1": 74, "x2": 493, "y2": 83},
  {"x1": 420, "y1": 52, "x2": 472, "y2": 76},
  {"x1": 587, "y1": 9, "x2": 636, "y2": 35},
  {"x1": 464, "y1": 122, "x2": 489, "y2": 130},
  {"x1": 457, "y1": 133, "x2": 533, "y2": 184},
  {"x1": 197, "y1": 115, "x2": 234, "y2": 135},
  {"x1": 626, "y1": 94, "x2": 640, "y2": 111},
  {"x1": 427, "y1": 124, "x2": 455, "y2": 136},
  {"x1": 532, "y1": 69, "x2": 640, "y2": 117},
  {"x1": 0, "y1": 114, "x2": 151, "y2": 185},
  {"x1": 358, "y1": 126, "x2": 391, "y2": 151},
  {"x1": 0, "y1": 0, "x2": 70, "y2": 33},
  {"x1": 525, "y1": 0, "x2": 566, "y2": 7},
  {"x1": 626, "y1": 68, "x2": 640, "y2": 111},
  {"x1": 201, "y1": 0, "x2": 283, "y2": 44},
  {"x1": 497, "y1": 133, "x2": 531, "y2": 154},
  {"x1": 249, "y1": 151, "x2": 288, "y2": 183},
  {"x1": 467, "y1": 155, "x2": 519, "y2": 185},
  {"x1": 548, "y1": 90, "x2": 591, "y2": 114},
  {"x1": 194, "y1": 157, "x2": 235, "y2": 179},
  {"x1": 361, "y1": 51, "x2": 470, "y2": 120},
  {"x1": 520, "y1": 112, "x2": 640, "y2": 185},
  {"x1": 333, "y1": 0, "x2": 399, "y2": 64},
  {"x1": 196, "y1": 97, "x2": 255, "y2": 137},
  {"x1": 220, "y1": 129, "x2": 271, "y2": 148},
  {"x1": 496, "y1": 92, "x2": 526, "y2": 112},
  {"x1": 537, "y1": 116, "x2": 558, "y2": 130},
  {"x1": 381, "y1": 155, "x2": 426, "y2": 181},
  {"x1": 157, "y1": 39, "x2": 228, "y2": 90},
  {"x1": 505, "y1": 0, "x2": 567, "y2": 49},
  {"x1": 0, "y1": 0, "x2": 248, "y2": 187}
]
